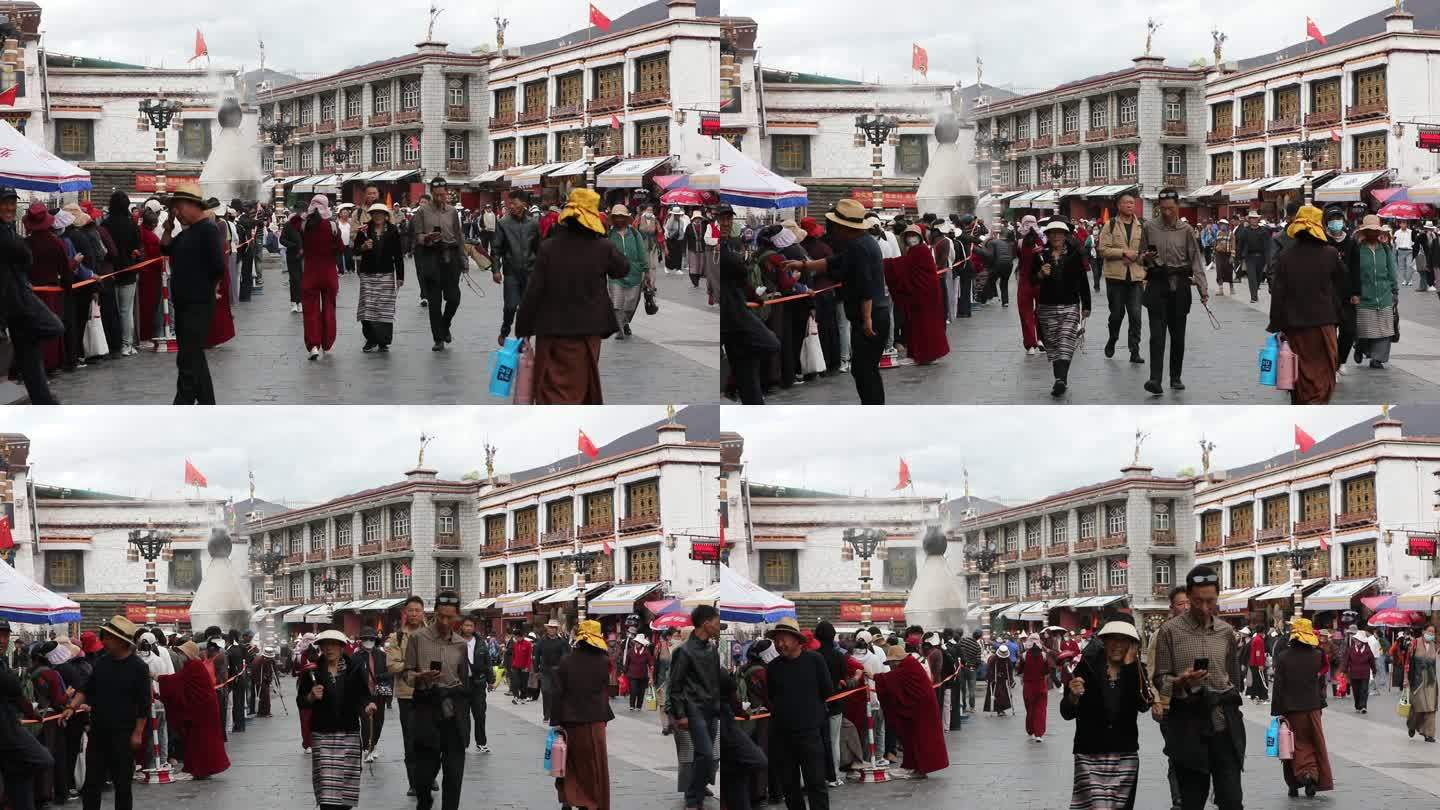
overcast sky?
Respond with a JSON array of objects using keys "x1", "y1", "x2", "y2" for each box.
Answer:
[
  {"x1": 724, "y1": 406, "x2": 1395, "y2": 507},
  {"x1": 7, "y1": 406, "x2": 675, "y2": 506},
  {"x1": 32, "y1": 0, "x2": 1393, "y2": 90}
]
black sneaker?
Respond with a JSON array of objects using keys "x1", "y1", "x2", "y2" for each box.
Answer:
[
  {"x1": 1370, "y1": 360, "x2": 1386, "y2": 369},
  {"x1": 1170, "y1": 379, "x2": 1186, "y2": 391},
  {"x1": 1144, "y1": 380, "x2": 1164, "y2": 396},
  {"x1": 1050, "y1": 380, "x2": 1067, "y2": 398},
  {"x1": 1129, "y1": 353, "x2": 1144, "y2": 364},
  {"x1": 378, "y1": 344, "x2": 389, "y2": 353},
  {"x1": 362, "y1": 342, "x2": 375, "y2": 353},
  {"x1": 432, "y1": 342, "x2": 445, "y2": 352},
  {"x1": 623, "y1": 323, "x2": 632, "y2": 336},
  {"x1": 1104, "y1": 338, "x2": 1116, "y2": 358},
  {"x1": 445, "y1": 329, "x2": 453, "y2": 344}
]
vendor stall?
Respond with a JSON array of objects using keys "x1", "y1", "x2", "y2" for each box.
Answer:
[
  {"x1": 0, "y1": 120, "x2": 91, "y2": 194},
  {"x1": 689, "y1": 139, "x2": 807, "y2": 211},
  {"x1": 0, "y1": 559, "x2": 82, "y2": 626},
  {"x1": 718, "y1": 563, "x2": 795, "y2": 623}
]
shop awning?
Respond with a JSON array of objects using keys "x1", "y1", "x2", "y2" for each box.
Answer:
[
  {"x1": 363, "y1": 597, "x2": 408, "y2": 610},
  {"x1": 1396, "y1": 578, "x2": 1440, "y2": 611},
  {"x1": 371, "y1": 169, "x2": 421, "y2": 183},
  {"x1": 1314, "y1": 170, "x2": 1388, "y2": 203},
  {"x1": 974, "y1": 601, "x2": 1014, "y2": 620},
  {"x1": 1266, "y1": 170, "x2": 1337, "y2": 193},
  {"x1": 1218, "y1": 585, "x2": 1276, "y2": 613},
  {"x1": 1305, "y1": 577, "x2": 1379, "y2": 611},
  {"x1": 252, "y1": 605, "x2": 296, "y2": 620},
  {"x1": 1090, "y1": 184, "x2": 1138, "y2": 198},
  {"x1": 994, "y1": 191, "x2": 1026, "y2": 202},
  {"x1": 1409, "y1": 174, "x2": 1440, "y2": 205},
  {"x1": 284, "y1": 604, "x2": 323, "y2": 623},
  {"x1": 1226, "y1": 177, "x2": 1283, "y2": 202},
  {"x1": 1050, "y1": 597, "x2": 1091, "y2": 608},
  {"x1": 541, "y1": 582, "x2": 611, "y2": 605},
  {"x1": 282, "y1": 174, "x2": 318, "y2": 190},
  {"x1": 547, "y1": 157, "x2": 620, "y2": 180},
  {"x1": 586, "y1": 582, "x2": 662, "y2": 615},
  {"x1": 596, "y1": 156, "x2": 671, "y2": 189},
  {"x1": 1002, "y1": 601, "x2": 1039, "y2": 619},
  {"x1": 682, "y1": 581, "x2": 721, "y2": 608},
  {"x1": 1031, "y1": 191, "x2": 1059, "y2": 209},
  {"x1": 308, "y1": 174, "x2": 343, "y2": 192},
  {"x1": 335, "y1": 599, "x2": 378, "y2": 611},
  {"x1": 1252, "y1": 577, "x2": 1327, "y2": 603},
  {"x1": 1010, "y1": 190, "x2": 1045, "y2": 204},
  {"x1": 502, "y1": 588, "x2": 561, "y2": 614},
  {"x1": 1077, "y1": 594, "x2": 1127, "y2": 608},
  {"x1": 1019, "y1": 602, "x2": 1052, "y2": 620},
  {"x1": 1184, "y1": 184, "x2": 1226, "y2": 199},
  {"x1": 472, "y1": 169, "x2": 508, "y2": 184},
  {"x1": 462, "y1": 597, "x2": 498, "y2": 612},
  {"x1": 1066, "y1": 186, "x2": 1105, "y2": 197},
  {"x1": 511, "y1": 162, "x2": 572, "y2": 188}
]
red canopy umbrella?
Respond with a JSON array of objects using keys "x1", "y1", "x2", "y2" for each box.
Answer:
[
  {"x1": 650, "y1": 613, "x2": 693, "y2": 630},
  {"x1": 1376, "y1": 201, "x2": 1435, "y2": 221},
  {"x1": 660, "y1": 188, "x2": 709, "y2": 207},
  {"x1": 1366, "y1": 608, "x2": 1427, "y2": 627}
]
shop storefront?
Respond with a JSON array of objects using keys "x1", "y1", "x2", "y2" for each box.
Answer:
[
  {"x1": 1314, "y1": 170, "x2": 1390, "y2": 212},
  {"x1": 537, "y1": 581, "x2": 612, "y2": 629},
  {"x1": 1226, "y1": 176, "x2": 1284, "y2": 220},
  {"x1": 597, "y1": 156, "x2": 673, "y2": 211},
  {"x1": 587, "y1": 581, "x2": 663, "y2": 633},
  {"x1": 1251, "y1": 577, "x2": 1327, "y2": 628}
]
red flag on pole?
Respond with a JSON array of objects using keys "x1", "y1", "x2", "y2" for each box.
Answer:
[
  {"x1": 0, "y1": 515, "x2": 13, "y2": 550},
  {"x1": 1306, "y1": 17, "x2": 1327, "y2": 47},
  {"x1": 0, "y1": 85, "x2": 18, "y2": 108},
  {"x1": 1114, "y1": 559, "x2": 1130, "y2": 569},
  {"x1": 911, "y1": 44, "x2": 929, "y2": 77},
  {"x1": 894, "y1": 458, "x2": 911, "y2": 491},
  {"x1": 184, "y1": 459, "x2": 208, "y2": 487},
  {"x1": 190, "y1": 29, "x2": 209, "y2": 63},
  {"x1": 578, "y1": 430, "x2": 600, "y2": 460},
  {"x1": 603, "y1": 537, "x2": 613, "y2": 555},
  {"x1": 1329, "y1": 127, "x2": 1341, "y2": 143},
  {"x1": 589, "y1": 3, "x2": 612, "y2": 32},
  {"x1": 1318, "y1": 534, "x2": 1330, "y2": 551},
  {"x1": 610, "y1": 113, "x2": 622, "y2": 130},
  {"x1": 1295, "y1": 425, "x2": 1317, "y2": 454}
]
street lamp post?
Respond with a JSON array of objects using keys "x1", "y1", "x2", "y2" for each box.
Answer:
[
  {"x1": 855, "y1": 111, "x2": 899, "y2": 213},
  {"x1": 568, "y1": 550, "x2": 599, "y2": 622},
  {"x1": 1286, "y1": 538, "x2": 1313, "y2": 624},
  {"x1": 581, "y1": 124, "x2": 610, "y2": 191},
  {"x1": 842, "y1": 528, "x2": 887, "y2": 626},
  {"x1": 987, "y1": 128, "x2": 1014, "y2": 235},
  {"x1": 1296, "y1": 137, "x2": 1323, "y2": 206},
  {"x1": 1044, "y1": 158, "x2": 1067, "y2": 191},
  {"x1": 319, "y1": 573, "x2": 339, "y2": 615},
  {"x1": 1034, "y1": 571, "x2": 1056, "y2": 619},
  {"x1": 128, "y1": 525, "x2": 174, "y2": 626},
  {"x1": 137, "y1": 98, "x2": 184, "y2": 197},
  {"x1": 330, "y1": 143, "x2": 351, "y2": 178},
  {"x1": 966, "y1": 540, "x2": 1000, "y2": 631},
  {"x1": 261, "y1": 113, "x2": 298, "y2": 211},
  {"x1": 256, "y1": 546, "x2": 286, "y2": 651}
]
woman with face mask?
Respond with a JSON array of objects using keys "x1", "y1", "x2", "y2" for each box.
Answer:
[
  {"x1": 1405, "y1": 624, "x2": 1438, "y2": 742},
  {"x1": 350, "y1": 626, "x2": 391, "y2": 762}
]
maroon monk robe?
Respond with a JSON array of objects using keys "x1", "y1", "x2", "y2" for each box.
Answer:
[
  {"x1": 137, "y1": 227, "x2": 162, "y2": 344},
  {"x1": 207, "y1": 233, "x2": 236, "y2": 348},
  {"x1": 882, "y1": 244, "x2": 950, "y2": 365},
  {"x1": 158, "y1": 658, "x2": 231, "y2": 779},
  {"x1": 874, "y1": 654, "x2": 949, "y2": 775}
]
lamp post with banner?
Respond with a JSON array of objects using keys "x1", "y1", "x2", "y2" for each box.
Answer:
[
  {"x1": 256, "y1": 545, "x2": 286, "y2": 651},
  {"x1": 855, "y1": 110, "x2": 899, "y2": 213},
  {"x1": 1034, "y1": 571, "x2": 1056, "y2": 617},
  {"x1": 1296, "y1": 137, "x2": 1324, "y2": 206},
  {"x1": 137, "y1": 97, "x2": 184, "y2": 196},
  {"x1": 568, "y1": 549, "x2": 599, "y2": 622},
  {"x1": 318, "y1": 572, "x2": 339, "y2": 615},
  {"x1": 330, "y1": 143, "x2": 351, "y2": 175},
  {"x1": 965, "y1": 539, "x2": 1000, "y2": 631},
  {"x1": 986, "y1": 127, "x2": 1014, "y2": 233},
  {"x1": 262, "y1": 113, "x2": 298, "y2": 210},
  {"x1": 581, "y1": 123, "x2": 611, "y2": 191},
  {"x1": 841, "y1": 528, "x2": 887, "y2": 626},
  {"x1": 1286, "y1": 537, "x2": 1314, "y2": 623},
  {"x1": 127, "y1": 524, "x2": 188, "y2": 784}
]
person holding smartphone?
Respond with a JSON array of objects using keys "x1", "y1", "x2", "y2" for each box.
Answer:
[
  {"x1": 401, "y1": 591, "x2": 470, "y2": 810},
  {"x1": 1060, "y1": 616, "x2": 1152, "y2": 808},
  {"x1": 1140, "y1": 188, "x2": 1209, "y2": 397},
  {"x1": 1152, "y1": 565, "x2": 1245, "y2": 810},
  {"x1": 410, "y1": 178, "x2": 466, "y2": 352}
]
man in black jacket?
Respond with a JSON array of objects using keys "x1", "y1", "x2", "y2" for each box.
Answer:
[
  {"x1": 225, "y1": 630, "x2": 248, "y2": 733},
  {"x1": 0, "y1": 188, "x2": 58, "y2": 404},
  {"x1": 765, "y1": 617, "x2": 832, "y2": 810},
  {"x1": 1234, "y1": 211, "x2": 1270, "y2": 303},
  {"x1": 160, "y1": 183, "x2": 224, "y2": 404},
  {"x1": 460, "y1": 615, "x2": 495, "y2": 753},
  {"x1": 533, "y1": 619, "x2": 569, "y2": 723},
  {"x1": 234, "y1": 200, "x2": 257, "y2": 301},
  {"x1": 669, "y1": 605, "x2": 722, "y2": 810}
]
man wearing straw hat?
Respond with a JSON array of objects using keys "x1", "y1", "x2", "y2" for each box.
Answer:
[
  {"x1": 160, "y1": 182, "x2": 224, "y2": 404},
  {"x1": 62, "y1": 615, "x2": 149, "y2": 810},
  {"x1": 764, "y1": 616, "x2": 832, "y2": 808}
]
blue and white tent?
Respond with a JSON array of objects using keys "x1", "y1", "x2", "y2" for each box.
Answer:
[
  {"x1": 689, "y1": 138, "x2": 807, "y2": 210},
  {"x1": 0, "y1": 559, "x2": 82, "y2": 625},
  {"x1": 0, "y1": 120, "x2": 90, "y2": 193},
  {"x1": 719, "y1": 563, "x2": 796, "y2": 624}
]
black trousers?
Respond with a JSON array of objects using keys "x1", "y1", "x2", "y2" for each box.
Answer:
[
  {"x1": 360, "y1": 699, "x2": 387, "y2": 751},
  {"x1": 814, "y1": 293, "x2": 842, "y2": 371},
  {"x1": 499, "y1": 265, "x2": 530, "y2": 339},
  {"x1": 770, "y1": 726, "x2": 830, "y2": 810},
  {"x1": 683, "y1": 702, "x2": 722, "y2": 807},
  {"x1": 1243, "y1": 255, "x2": 1265, "y2": 301},
  {"x1": 419, "y1": 266, "x2": 461, "y2": 344},
  {"x1": 412, "y1": 714, "x2": 467, "y2": 810},
  {"x1": 1337, "y1": 303, "x2": 1357, "y2": 370},
  {"x1": 956, "y1": 270, "x2": 974, "y2": 317},
  {"x1": 360, "y1": 320, "x2": 394, "y2": 347},
  {"x1": 628, "y1": 676, "x2": 649, "y2": 709},
  {"x1": 81, "y1": 729, "x2": 134, "y2": 810},
  {"x1": 97, "y1": 279, "x2": 120, "y2": 356},
  {"x1": 848, "y1": 306, "x2": 889, "y2": 405},
  {"x1": 1145, "y1": 279, "x2": 1191, "y2": 384},
  {"x1": 287, "y1": 264, "x2": 303, "y2": 304},
  {"x1": 723, "y1": 330, "x2": 773, "y2": 405},
  {"x1": 63, "y1": 290, "x2": 88, "y2": 366},
  {"x1": 1175, "y1": 732, "x2": 1243, "y2": 810},
  {"x1": 231, "y1": 675, "x2": 247, "y2": 731},
  {"x1": 994, "y1": 266, "x2": 1012, "y2": 305},
  {"x1": 1106, "y1": 278, "x2": 1144, "y2": 355},
  {"x1": 1158, "y1": 716, "x2": 1183, "y2": 810},
  {"x1": 948, "y1": 678, "x2": 965, "y2": 729},
  {"x1": 1352, "y1": 677, "x2": 1370, "y2": 711},
  {"x1": 239, "y1": 251, "x2": 254, "y2": 301},
  {"x1": 469, "y1": 686, "x2": 487, "y2": 747},
  {"x1": 8, "y1": 325, "x2": 58, "y2": 404},
  {"x1": 398, "y1": 698, "x2": 417, "y2": 791},
  {"x1": 172, "y1": 298, "x2": 216, "y2": 405}
]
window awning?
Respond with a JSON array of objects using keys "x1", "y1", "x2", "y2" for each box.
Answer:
[
  {"x1": 994, "y1": 191, "x2": 1026, "y2": 202},
  {"x1": 511, "y1": 162, "x2": 572, "y2": 187},
  {"x1": 596, "y1": 156, "x2": 672, "y2": 189},
  {"x1": 1218, "y1": 585, "x2": 1277, "y2": 613},
  {"x1": 283, "y1": 175, "x2": 319, "y2": 190},
  {"x1": 371, "y1": 169, "x2": 421, "y2": 183},
  {"x1": 472, "y1": 169, "x2": 508, "y2": 184},
  {"x1": 1031, "y1": 191, "x2": 1059, "y2": 209},
  {"x1": 1184, "y1": 184, "x2": 1226, "y2": 199},
  {"x1": 584, "y1": 582, "x2": 662, "y2": 615},
  {"x1": 252, "y1": 605, "x2": 296, "y2": 620},
  {"x1": 503, "y1": 164, "x2": 538, "y2": 180},
  {"x1": 1066, "y1": 186, "x2": 1105, "y2": 197},
  {"x1": 1410, "y1": 174, "x2": 1440, "y2": 205},
  {"x1": 547, "y1": 156, "x2": 621, "y2": 179},
  {"x1": 1077, "y1": 594, "x2": 1127, "y2": 608},
  {"x1": 1314, "y1": 170, "x2": 1388, "y2": 202},
  {"x1": 503, "y1": 589, "x2": 562, "y2": 614},
  {"x1": 1090, "y1": 184, "x2": 1138, "y2": 198},
  {"x1": 1050, "y1": 597, "x2": 1091, "y2": 608},
  {"x1": 332, "y1": 599, "x2": 375, "y2": 611},
  {"x1": 1010, "y1": 190, "x2": 1045, "y2": 204},
  {"x1": 1305, "y1": 577, "x2": 1379, "y2": 611},
  {"x1": 363, "y1": 597, "x2": 408, "y2": 610},
  {"x1": 309, "y1": 174, "x2": 343, "y2": 191},
  {"x1": 350, "y1": 170, "x2": 388, "y2": 182},
  {"x1": 284, "y1": 604, "x2": 323, "y2": 623},
  {"x1": 1266, "y1": 170, "x2": 1337, "y2": 193},
  {"x1": 1002, "y1": 601, "x2": 1039, "y2": 619},
  {"x1": 1019, "y1": 602, "x2": 1052, "y2": 620},
  {"x1": 541, "y1": 582, "x2": 611, "y2": 605},
  {"x1": 1397, "y1": 578, "x2": 1440, "y2": 611},
  {"x1": 462, "y1": 597, "x2": 498, "y2": 612},
  {"x1": 1252, "y1": 577, "x2": 1327, "y2": 603},
  {"x1": 1226, "y1": 177, "x2": 1282, "y2": 202}
]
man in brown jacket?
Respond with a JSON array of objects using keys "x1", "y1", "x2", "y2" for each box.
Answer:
[
  {"x1": 386, "y1": 596, "x2": 428, "y2": 797},
  {"x1": 1098, "y1": 190, "x2": 1148, "y2": 364}
]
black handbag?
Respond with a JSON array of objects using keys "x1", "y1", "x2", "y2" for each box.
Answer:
[{"x1": 643, "y1": 284, "x2": 659, "y2": 316}]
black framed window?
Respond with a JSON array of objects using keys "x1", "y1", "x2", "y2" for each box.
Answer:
[
  {"x1": 55, "y1": 120, "x2": 94, "y2": 162},
  {"x1": 758, "y1": 549, "x2": 798, "y2": 591},
  {"x1": 771, "y1": 135, "x2": 810, "y2": 177},
  {"x1": 884, "y1": 547, "x2": 917, "y2": 588},
  {"x1": 45, "y1": 551, "x2": 83, "y2": 590},
  {"x1": 179, "y1": 120, "x2": 212, "y2": 161},
  {"x1": 169, "y1": 550, "x2": 202, "y2": 590}
]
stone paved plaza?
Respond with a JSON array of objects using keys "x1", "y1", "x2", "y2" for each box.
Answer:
[{"x1": 5, "y1": 254, "x2": 718, "y2": 405}]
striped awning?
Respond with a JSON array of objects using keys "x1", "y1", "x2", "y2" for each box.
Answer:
[
  {"x1": 1226, "y1": 177, "x2": 1283, "y2": 202},
  {"x1": 1314, "y1": 170, "x2": 1388, "y2": 202},
  {"x1": 1218, "y1": 585, "x2": 1277, "y2": 613},
  {"x1": 1305, "y1": 577, "x2": 1378, "y2": 612},
  {"x1": 1397, "y1": 579, "x2": 1440, "y2": 611}
]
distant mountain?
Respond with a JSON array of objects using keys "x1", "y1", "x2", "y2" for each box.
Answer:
[
  {"x1": 1224, "y1": 405, "x2": 1440, "y2": 479},
  {"x1": 241, "y1": 68, "x2": 301, "y2": 103},
  {"x1": 1234, "y1": 0, "x2": 1440, "y2": 70}
]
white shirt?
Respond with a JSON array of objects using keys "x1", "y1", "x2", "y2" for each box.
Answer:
[
  {"x1": 1395, "y1": 228, "x2": 1413, "y2": 250},
  {"x1": 466, "y1": 635, "x2": 476, "y2": 664},
  {"x1": 339, "y1": 220, "x2": 353, "y2": 247},
  {"x1": 877, "y1": 231, "x2": 901, "y2": 260}
]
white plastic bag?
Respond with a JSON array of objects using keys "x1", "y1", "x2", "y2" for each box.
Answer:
[
  {"x1": 83, "y1": 297, "x2": 108, "y2": 358},
  {"x1": 800, "y1": 315, "x2": 826, "y2": 376}
]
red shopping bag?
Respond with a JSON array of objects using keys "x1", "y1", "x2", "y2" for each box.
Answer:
[
  {"x1": 1335, "y1": 672, "x2": 1349, "y2": 698},
  {"x1": 617, "y1": 674, "x2": 629, "y2": 696}
]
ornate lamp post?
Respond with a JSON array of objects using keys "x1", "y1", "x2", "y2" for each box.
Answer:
[
  {"x1": 841, "y1": 528, "x2": 887, "y2": 626},
  {"x1": 1296, "y1": 137, "x2": 1324, "y2": 206},
  {"x1": 965, "y1": 539, "x2": 1000, "y2": 631},
  {"x1": 580, "y1": 123, "x2": 611, "y2": 191},
  {"x1": 318, "y1": 573, "x2": 339, "y2": 610},
  {"x1": 256, "y1": 546, "x2": 286, "y2": 650},
  {"x1": 330, "y1": 143, "x2": 351, "y2": 173},
  {"x1": 128, "y1": 525, "x2": 174, "y2": 625},
  {"x1": 137, "y1": 98, "x2": 184, "y2": 196},
  {"x1": 261, "y1": 113, "x2": 298, "y2": 210},
  {"x1": 568, "y1": 549, "x2": 599, "y2": 621},
  {"x1": 1286, "y1": 538, "x2": 1313, "y2": 623},
  {"x1": 987, "y1": 128, "x2": 1014, "y2": 234},
  {"x1": 1044, "y1": 157, "x2": 1067, "y2": 190},
  {"x1": 855, "y1": 111, "x2": 899, "y2": 212}
]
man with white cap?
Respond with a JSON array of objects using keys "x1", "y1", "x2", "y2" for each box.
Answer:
[
  {"x1": 662, "y1": 206, "x2": 689, "y2": 275},
  {"x1": 606, "y1": 204, "x2": 652, "y2": 340}
]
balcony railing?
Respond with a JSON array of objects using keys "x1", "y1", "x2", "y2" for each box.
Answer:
[
  {"x1": 1111, "y1": 124, "x2": 1138, "y2": 139},
  {"x1": 1234, "y1": 122, "x2": 1263, "y2": 138},
  {"x1": 331, "y1": 545, "x2": 352, "y2": 560},
  {"x1": 358, "y1": 542, "x2": 382, "y2": 556},
  {"x1": 1198, "y1": 537, "x2": 1222, "y2": 552},
  {"x1": 1305, "y1": 110, "x2": 1341, "y2": 128},
  {"x1": 1163, "y1": 120, "x2": 1188, "y2": 136},
  {"x1": 1021, "y1": 547, "x2": 1042, "y2": 561},
  {"x1": 446, "y1": 159, "x2": 470, "y2": 174},
  {"x1": 1335, "y1": 508, "x2": 1377, "y2": 530},
  {"x1": 517, "y1": 107, "x2": 547, "y2": 125},
  {"x1": 286, "y1": 552, "x2": 305, "y2": 565},
  {"x1": 629, "y1": 88, "x2": 670, "y2": 107},
  {"x1": 511, "y1": 535, "x2": 538, "y2": 551},
  {"x1": 620, "y1": 513, "x2": 661, "y2": 533},
  {"x1": 1001, "y1": 550, "x2": 1019, "y2": 563},
  {"x1": 576, "y1": 521, "x2": 612, "y2": 540},
  {"x1": 587, "y1": 96, "x2": 624, "y2": 115},
  {"x1": 315, "y1": 120, "x2": 336, "y2": 134},
  {"x1": 1100, "y1": 583, "x2": 1128, "y2": 595},
  {"x1": 1076, "y1": 586, "x2": 1098, "y2": 597},
  {"x1": 1206, "y1": 128, "x2": 1234, "y2": 144},
  {"x1": 550, "y1": 103, "x2": 582, "y2": 120},
  {"x1": 540, "y1": 528, "x2": 573, "y2": 547},
  {"x1": 383, "y1": 537, "x2": 411, "y2": 553},
  {"x1": 395, "y1": 109, "x2": 421, "y2": 125},
  {"x1": 1294, "y1": 518, "x2": 1330, "y2": 536},
  {"x1": 340, "y1": 117, "x2": 363, "y2": 131},
  {"x1": 1046, "y1": 543, "x2": 1068, "y2": 557},
  {"x1": 370, "y1": 112, "x2": 392, "y2": 127},
  {"x1": 1268, "y1": 115, "x2": 1299, "y2": 134},
  {"x1": 305, "y1": 550, "x2": 327, "y2": 563},
  {"x1": 1074, "y1": 538, "x2": 1097, "y2": 553},
  {"x1": 435, "y1": 535, "x2": 460, "y2": 550},
  {"x1": 1153, "y1": 583, "x2": 1174, "y2": 598},
  {"x1": 447, "y1": 105, "x2": 470, "y2": 122},
  {"x1": 489, "y1": 112, "x2": 516, "y2": 129},
  {"x1": 1031, "y1": 135, "x2": 1053, "y2": 149},
  {"x1": 295, "y1": 123, "x2": 314, "y2": 136},
  {"x1": 479, "y1": 543, "x2": 505, "y2": 558},
  {"x1": 1099, "y1": 533, "x2": 1127, "y2": 549},
  {"x1": 1057, "y1": 132, "x2": 1080, "y2": 146},
  {"x1": 1164, "y1": 175, "x2": 1187, "y2": 188},
  {"x1": 1224, "y1": 531, "x2": 1254, "y2": 548},
  {"x1": 1085, "y1": 127, "x2": 1110, "y2": 143},
  {"x1": 1010, "y1": 138, "x2": 1031, "y2": 152},
  {"x1": 1346, "y1": 101, "x2": 1387, "y2": 121},
  {"x1": 1257, "y1": 525, "x2": 1289, "y2": 544},
  {"x1": 1152, "y1": 530, "x2": 1176, "y2": 547}
]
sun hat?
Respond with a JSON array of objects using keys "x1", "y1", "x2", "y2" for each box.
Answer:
[
  {"x1": 995, "y1": 645, "x2": 1011, "y2": 658},
  {"x1": 314, "y1": 629, "x2": 350, "y2": 646},
  {"x1": 826, "y1": 199, "x2": 869, "y2": 230},
  {"x1": 97, "y1": 615, "x2": 138, "y2": 647},
  {"x1": 634, "y1": 635, "x2": 650, "y2": 646},
  {"x1": 575, "y1": 619, "x2": 607, "y2": 652},
  {"x1": 51, "y1": 209, "x2": 74, "y2": 231},
  {"x1": 366, "y1": 203, "x2": 392, "y2": 216},
  {"x1": 1354, "y1": 214, "x2": 1384, "y2": 235},
  {"x1": 165, "y1": 181, "x2": 206, "y2": 207},
  {"x1": 609, "y1": 204, "x2": 632, "y2": 219},
  {"x1": 903, "y1": 224, "x2": 923, "y2": 237},
  {"x1": 22, "y1": 201, "x2": 52, "y2": 231},
  {"x1": 307, "y1": 195, "x2": 332, "y2": 220},
  {"x1": 885, "y1": 645, "x2": 907, "y2": 663},
  {"x1": 1290, "y1": 617, "x2": 1319, "y2": 647},
  {"x1": 1042, "y1": 219, "x2": 1070, "y2": 234},
  {"x1": 799, "y1": 216, "x2": 824, "y2": 239},
  {"x1": 855, "y1": 630, "x2": 874, "y2": 644},
  {"x1": 1096, "y1": 620, "x2": 1140, "y2": 642},
  {"x1": 1218, "y1": 219, "x2": 1229, "y2": 225},
  {"x1": 558, "y1": 188, "x2": 605, "y2": 236},
  {"x1": 177, "y1": 640, "x2": 201, "y2": 661},
  {"x1": 670, "y1": 206, "x2": 684, "y2": 215},
  {"x1": 767, "y1": 616, "x2": 806, "y2": 642},
  {"x1": 545, "y1": 619, "x2": 561, "y2": 628}
]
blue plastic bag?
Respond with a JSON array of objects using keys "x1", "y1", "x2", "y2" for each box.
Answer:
[
  {"x1": 1264, "y1": 716, "x2": 1281, "y2": 757},
  {"x1": 544, "y1": 727, "x2": 559, "y2": 774},
  {"x1": 490, "y1": 338, "x2": 522, "y2": 398},
  {"x1": 1258, "y1": 334, "x2": 1279, "y2": 387}
]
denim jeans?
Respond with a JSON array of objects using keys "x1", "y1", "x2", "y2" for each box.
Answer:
[
  {"x1": 684, "y1": 702, "x2": 721, "y2": 806},
  {"x1": 115, "y1": 283, "x2": 137, "y2": 350},
  {"x1": 1398, "y1": 250, "x2": 1415, "y2": 285}
]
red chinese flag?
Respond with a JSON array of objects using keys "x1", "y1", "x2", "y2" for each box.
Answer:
[
  {"x1": 603, "y1": 537, "x2": 614, "y2": 555},
  {"x1": 184, "y1": 459, "x2": 208, "y2": 487},
  {"x1": 1295, "y1": 425, "x2": 1317, "y2": 454},
  {"x1": 191, "y1": 29, "x2": 209, "y2": 63},
  {"x1": 610, "y1": 113, "x2": 622, "y2": 130},
  {"x1": 1306, "y1": 17, "x2": 1327, "y2": 47},
  {"x1": 1114, "y1": 559, "x2": 1130, "y2": 569},
  {"x1": 0, "y1": 85, "x2": 18, "y2": 108},
  {"x1": 912, "y1": 44, "x2": 929, "y2": 77},
  {"x1": 1330, "y1": 127, "x2": 1341, "y2": 143},
  {"x1": 1318, "y1": 535, "x2": 1330, "y2": 551},
  {"x1": 589, "y1": 3, "x2": 612, "y2": 32},
  {"x1": 0, "y1": 515, "x2": 13, "y2": 550},
  {"x1": 894, "y1": 458, "x2": 911, "y2": 491},
  {"x1": 578, "y1": 430, "x2": 600, "y2": 460}
]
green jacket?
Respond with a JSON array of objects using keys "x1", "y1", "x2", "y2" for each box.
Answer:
[
  {"x1": 1354, "y1": 241, "x2": 1396, "y2": 310},
  {"x1": 607, "y1": 226, "x2": 648, "y2": 288}
]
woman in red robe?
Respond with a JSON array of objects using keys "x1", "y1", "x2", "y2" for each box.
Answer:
[
  {"x1": 135, "y1": 210, "x2": 163, "y2": 347},
  {"x1": 1014, "y1": 217, "x2": 1045, "y2": 354},
  {"x1": 157, "y1": 641, "x2": 230, "y2": 779},
  {"x1": 874, "y1": 647, "x2": 948, "y2": 778},
  {"x1": 882, "y1": 226, "x2": 949, "y2": 365},
  {"x1": 206, "y1": 209, "x2": 236, "y2": 348}
]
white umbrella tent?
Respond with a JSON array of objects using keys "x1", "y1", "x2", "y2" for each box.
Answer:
[{"x1": 0, "y1": 120, "x2": 91, "y2": 194}]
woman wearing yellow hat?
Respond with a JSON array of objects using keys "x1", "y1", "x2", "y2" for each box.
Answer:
[
  {"x1": 1268, "y1": 205, "x2": 1346, "y2": 404},
  {"x1": 550, "y1": 618, "x2": 615, "y2": 809},
  {"x1": 1270, "y1": 618, "x2": 1332, "y2": 797}
]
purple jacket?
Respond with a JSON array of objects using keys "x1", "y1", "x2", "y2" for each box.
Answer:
[{"x1": 1342, "y1": 637, "x2": 1375, "y2": 680}]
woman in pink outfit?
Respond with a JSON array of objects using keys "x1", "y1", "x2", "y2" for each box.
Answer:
[{"x1": 300, "y1": 195, "x2": 342, "y2": 359}]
